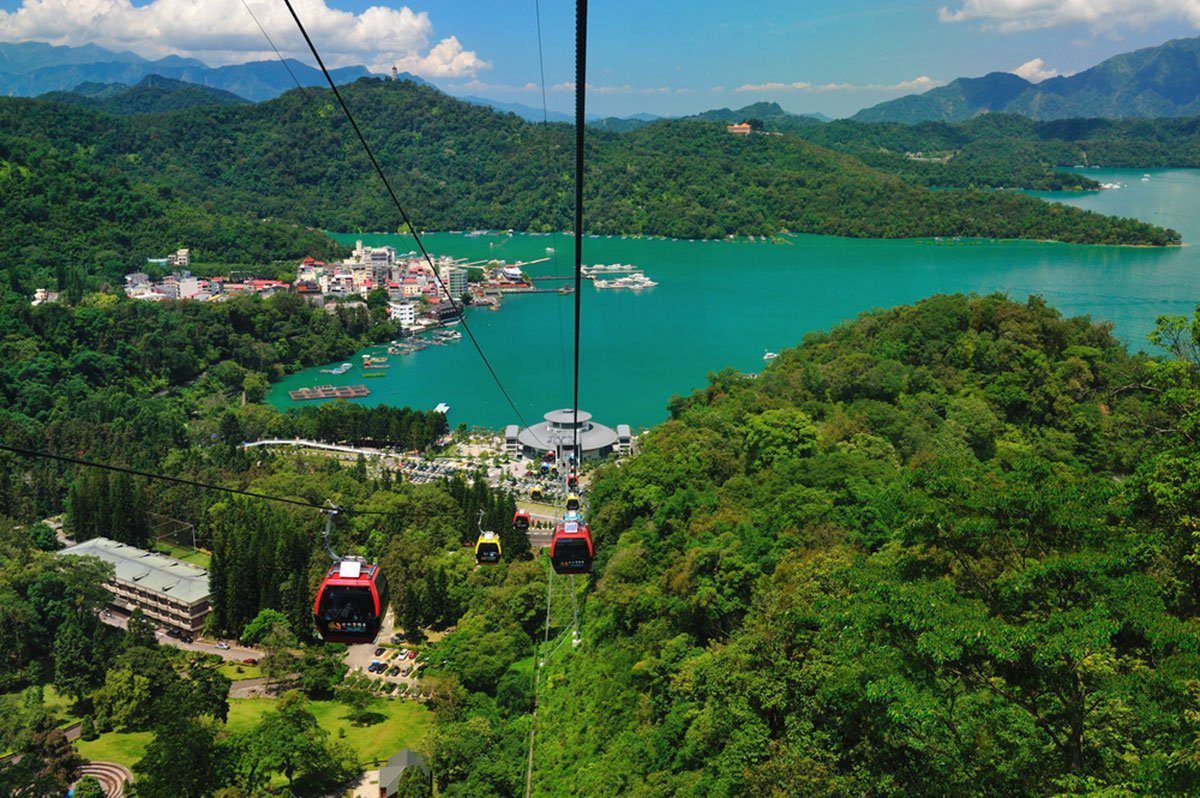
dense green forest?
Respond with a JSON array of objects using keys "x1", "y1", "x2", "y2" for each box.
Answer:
[
  {"x1": 417, "y1": 295, "x2": 1200, "y2": 797},
  {"x1": 0, "y1": 133, "x2": 342, "y2": 290},
  {"x1": 0, "y1": 279, "x2": 445, "y2": 530},
  {"x1": 36, "y1": 75, "x2": 250, "y2": 114},
  {"x1": 2, "y1": 78, "x2": 1179, "y2": 245},
  {"x1": 682, "y1": 105, "x2": 1200, "y2": 191}
]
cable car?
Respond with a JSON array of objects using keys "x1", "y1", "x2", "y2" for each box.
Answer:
[
  {"x1": 566, "y1": 493, "x2": 581, "y2": 512},
  {"x1": 474, "y1": 531, "x2": 502, "y2": 564},
  {"x1": 513, "y1": 509, "x2": 531, "y2": 530},
  {"x1": 550, "y1": 519, "x2": 594, "y2": 575},
  {"x1": 543, "y1": 451, "x2": 556, "y2": 463},
  {"x1": 313, "y1": 559, "x2": 388, "y2": 644},
  {"x1": 530, "y1": 487, "x2": 544, "y2": 501},
  {"x1": 567, "y1": 473, "x2": 578, "y2": 490}
]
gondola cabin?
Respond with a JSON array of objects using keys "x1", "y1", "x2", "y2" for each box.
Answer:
[
  {"x1": 567, "y1": 473, "x2": 578, "y2": 490},
  {"x1": 513, "y1": 510, "x2": 531, "y2": 530},
  {"x1": 530, "y1": 487, "x2": 544, "y2": 501},
  {"x1": 475, "y1": 531, "x2": 502, "y2": 564},
  {"x1": 566, "y1": 493, "x2": 581, "y2": 512},
  {"x1": 313, "y1": 559, "x2": 388, "y2": 644},
  {"x1": 543, "y1": 451, "x2": 556, "y2": 463},
  {"x1": 550, "y1": 520, "x2": 594, "y2": 575}
]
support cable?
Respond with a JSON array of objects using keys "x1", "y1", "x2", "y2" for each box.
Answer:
[
  {"x1": 279, "y1": 0, "x2": 538, "y2": 433},
  {"x1": 571, "y1": 0, "x2": 587, "y2": 458}
]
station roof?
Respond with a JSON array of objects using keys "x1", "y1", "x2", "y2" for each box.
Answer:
[
  {"x1": 517, "y1": 409, "x2": 619, "y2": 453},
  {"x1": 60, "y1": 537, "x2": 210, "y2": 605}
]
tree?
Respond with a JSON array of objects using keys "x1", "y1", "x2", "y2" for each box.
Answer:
[
  {"x1": 297, "y1": 644, "x2": 347, "y2": 699},
  {"x1": 73, "y1": 776, "x2": 106, "y2": 798},
  {"x1": 240, "y1": 608, "x2": 290, "y2": 645},
  {"x1": 242, "y1": 371, "x2": 269, "y2": 403},
  {"x1": 52, "y1": 616, "x2": 97, "y2": 705},
  {"x1": 250, "y1": 691, "x2": 332, "y2": 788},
  {"x1": 126, "y1": 607, "x2": 158, "y2": 649},
  {"x1": 133, "y1": 717, "x2": 218, "y2": 798},
  {"x1": 260, "y1": 621, "x2": 297, "y2": 692},
  {"x1": 335, "y1": 674, "x2": 377, "y2": 725},
  {"x1": 0, "y1": 716, "x2": 81, "y2": 797}
]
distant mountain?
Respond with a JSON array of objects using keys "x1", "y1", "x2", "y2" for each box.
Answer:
[
  {"x1": 38, "y1": 75, "x2": 249, "y2": 113},
  {"x1": 853, "y1": 36, "x2": 1200, "y2": 123},
  {"x1": 459, "y1": 96, "x2": 573, "y2": 123},
  {"x1": 695, "y1": 101, "x2": 830, "y2": 124},
  {"x1": 0, "y1": 41, "x2": 380, "y2": 101}
]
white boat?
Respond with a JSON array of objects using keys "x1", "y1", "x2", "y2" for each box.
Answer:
[
  {"x1": 501, "y1": 265, "x2": 524, "y2": 281},
  {"x1": 763, "y1": 351, "x2": 779, "y2": 361},
  {"x1": 434, "y1": 402, "x2": 450, "y2": 413},
  {"x1": 594, "y1": 273, "x2": 657, "y2": 290}
]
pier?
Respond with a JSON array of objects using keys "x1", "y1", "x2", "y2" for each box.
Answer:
[{"x1": 288, "y1": 384, "x2": 371, "y2": 401}]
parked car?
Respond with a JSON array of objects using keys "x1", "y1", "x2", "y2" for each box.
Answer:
[
  {"x1": 388, "y1": 666, "x2": 400, "y2": 677},
  {"x1": 242, "y1": 658, "x2": 257, "y2": 665},
  {"x1": 406, "y1": 649, "x2": 418, "y2": 659},
  {"x1": 401, "y1": 665, "x2": 412, "y2": 676},
  {"x1": 215, "y1": 642, "x2": 230, "y2": 650},
  {"x1": 374, "y1": 646, "x2": 385, "y2": 656},
  {"x1": 397, "y1": 648, "x2": 408, "y2": 658}
]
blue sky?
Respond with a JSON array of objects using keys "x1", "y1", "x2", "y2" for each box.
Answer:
[{"x1": 0, "y1": 0, "x2": 1194, "y2": 117}]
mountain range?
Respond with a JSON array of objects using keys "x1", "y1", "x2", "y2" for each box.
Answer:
[
  {"x1": 37, "y1": 74, "x2": 249, "y2": 114},
  {"x1": 854, "y1": 36, "x2": 1200, "y2": 123},
  {"x1": 0, "y1": 41, "x2": 377, "y2": 101}
]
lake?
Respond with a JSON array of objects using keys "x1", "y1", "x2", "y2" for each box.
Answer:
[{"x1": 267, "y1": 167, "x2": 1199, "y2": 430}]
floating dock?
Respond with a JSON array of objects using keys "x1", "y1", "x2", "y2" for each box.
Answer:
[{"x1": 289, "y1": 384, "x2": 371, "y2": 401}]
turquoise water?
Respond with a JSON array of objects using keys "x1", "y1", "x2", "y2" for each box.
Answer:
[{"x1": 268, "y1": 168, "x2": 1200, "y2": 429}]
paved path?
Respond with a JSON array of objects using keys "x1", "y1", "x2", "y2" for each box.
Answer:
[{"x1": 98, "y1": 609, "x2": 261, "y2": 662}]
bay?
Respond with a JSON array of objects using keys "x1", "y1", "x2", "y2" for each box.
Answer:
[{"x1": 267, "y1": 167, "x2": 1200, "y2": 430}]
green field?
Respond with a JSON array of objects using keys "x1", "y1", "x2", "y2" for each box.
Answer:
[
  {"x1": 225, "y1": 697, "x2": 432, "y2": 766},
  {"x1": 153, "y1": 542, "x2": 211, "y2": 569},
  {"x1": 77, "y1": 696, "x2": 431, "y2": 771},
  {"x1": 219, "y1": 661, "x2": 263, "y2": 680},
  {"x1": 77, "y1": 731, "x2": 153, "y2": 768}
]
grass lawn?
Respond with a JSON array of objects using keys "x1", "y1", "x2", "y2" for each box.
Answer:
[
  {"x1": 77, "y1": 731, "x2": 153, "y2": 769},
  {"x1": 153, "y1": 542, "x2": 211, "y2": 569},
  {"x1": 219, "y1": 661, "x2": 263, "y2": 681},
  {"x1": 225, "y1": 697, "x2": 432, "y2": 766}
]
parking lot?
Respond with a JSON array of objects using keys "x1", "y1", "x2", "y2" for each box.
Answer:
[{"x1": 343, "y1": 610, "x2": 427, "y2": 699}]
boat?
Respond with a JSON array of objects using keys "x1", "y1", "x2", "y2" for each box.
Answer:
[
  {"x1": 363, "y1": 371, "x2": 387, "y2": 378},
  {"x1": 434, "y1": 402, "x2": 450, "y2": 414},
  {"x1": 594, "y1": 273, "x2": 657, "y2": 290},
  {"x1": 763, "y1": 351, "x2": 779, "y2": 361},
  {"x1": 501, "y1": 265, "x2": 524, "y2": 282},
  {"x1": 320, "y1": 362, "x2": 353, "y2": 375}
]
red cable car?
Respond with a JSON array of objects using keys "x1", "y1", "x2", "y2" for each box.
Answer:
[
  {"x1": 513, "y1": 509, "x2": 531, "y2": 531},
  {"x1": 549, "y1": 520, "x2": 594, "y2": 575},
  {"x1": 313, "y1": 559, "x2": 388, "y2": 644}
]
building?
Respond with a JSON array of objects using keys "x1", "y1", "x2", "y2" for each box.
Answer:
[
  {"x1": 378, "y1": 749, "x2": 430, "y2": 797},
  {"x1": 726, "y1": 122, "x2": 753, "y2": 135},
  {"x1": 58, "y1": 537, "x2": 211, "y2": 634},
  {"x1": 388, "y1": 301, "x2": 417, "y2": 328},
  {"x1": 431, "y1": 301, "x2": 461, "y2": 322},
  {"x1": 438, "y1": 264, "x2": 468, "y2": 301},
  {"x1": 616, "y1": 424, "x2": 633, "y2": 455},
  {"x1": 504, "y1": 424, "x2": 521, "y2": 456},
  {"x1": 167, "y1": 248, "x2": 190, "y2": 268},
  {"x1": 514, "y1": 409, "x2": 622, "y2": 463}
]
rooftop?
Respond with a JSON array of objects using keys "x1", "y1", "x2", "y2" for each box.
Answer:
[{"x1": 59, "y1": 537, "x2": 210, "y2": 605}]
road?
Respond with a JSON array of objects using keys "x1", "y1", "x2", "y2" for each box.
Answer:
[{"x1": 99, "y1": 609, "x2": 262, "y2": 662}]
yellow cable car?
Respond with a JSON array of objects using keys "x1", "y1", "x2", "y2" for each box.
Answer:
[
  {"x1": 474, "y1": 531, "x2": 502, "y2": 565},
  {"x1": 530, "y1": 487, "x2": 544, "y2": 501},
  {"x1": 566, "y1": 493, "x2": 581, "y2": 511}
]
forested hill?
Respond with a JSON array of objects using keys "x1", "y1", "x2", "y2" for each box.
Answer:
[
  {"x1": 36, "y1": 74, "x2": 250, "y2": 114},
  {"x1": 487, "y1": 294, "x2": 1200, "y2": 797},
  {"x1": 5, "y1": 78, "x2": 1179, "y2": 245}
]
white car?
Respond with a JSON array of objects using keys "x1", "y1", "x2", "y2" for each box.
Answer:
[{"x1": 215, "y1": 642, "x2": 231, "y2": 650}]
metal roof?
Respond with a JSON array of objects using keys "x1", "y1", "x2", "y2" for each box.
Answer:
[
  {"x1": 544, "y1": 408, "x2": 592, "y2": 426},
  {"x1": 59, "y1": 537, "x2": 210, "y2": 605},
  {"x1": 379, "y1": 749, "x2": 429, "y2": 790}
]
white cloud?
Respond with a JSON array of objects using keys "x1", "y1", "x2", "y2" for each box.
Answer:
[
  {"x1": 0, "y1": 0, "x2": 490, "y2": 77},
  {"x1": 451, "y1": 79, "x2": 539, "y2": 93},
  {"x1": 938, "y1": 0, "x2": 1200, "y2": 32},
  {"x1": 734, "y1": 76, "x2": 940, "y2": 93},
  {"x1": 1011, "y1": 57, "x2": 1059, "y2": 81},
  {"x1": 553, "y1": 82, "x2": 672, "y2": 95}
]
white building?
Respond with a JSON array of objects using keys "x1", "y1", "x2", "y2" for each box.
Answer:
[
  {"x1": 388, "y1": 301, "x2": 417, "y2": 328},
  {"x1": 167, "y1": 248, "x2": 190, "y2": 268}
]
